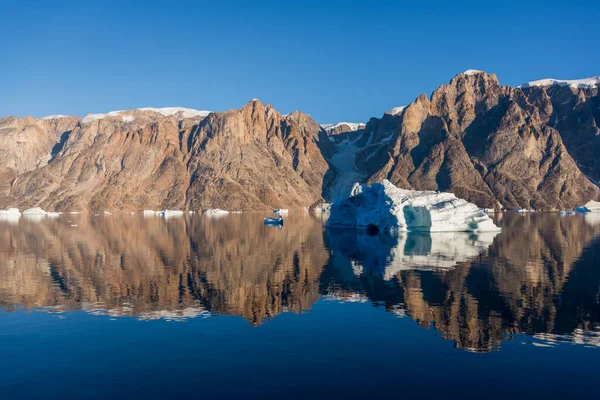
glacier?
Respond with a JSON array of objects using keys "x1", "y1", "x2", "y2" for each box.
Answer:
[{"x1": 326, "y1": 180, "x2": 500, "y2": 232}]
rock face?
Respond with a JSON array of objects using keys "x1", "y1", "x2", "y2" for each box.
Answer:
[
  {"x1": 0, "y1": 116, "x2": 79, "y2": 194},
  {"x1": 0, "y1": 101, "x2": 334, "y2": 211},
  {"x1": 352, "y1": 71, "x2": 599, "y2": 210}
]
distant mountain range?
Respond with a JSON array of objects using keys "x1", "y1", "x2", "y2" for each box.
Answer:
[{"x1": 1, "y1": 70, "x2": 598, "y2": 211}]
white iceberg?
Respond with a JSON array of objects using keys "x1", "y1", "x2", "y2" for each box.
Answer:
[
  {"x1": 161, "y1": 210, "x2": 184, "y2": 217},
  {"x1": 204, "y1": 209, "x2": 229, "y2": 215},
  {"x1": 0, "y1": 208, "x2": 21, "y2": 224},
  {"x1": 576, "y1": 200, "x2": 600, "y2": 213},
  {"x1": 143, "y1": 210, "x2": 160, "y2": 216},
  {"x1": 326, "y1": 180, "x2": 500, "y2": 232},
  {"x1": 23, "y1": 207, "x2": 50, "y2": 216},
  {"x1": 0, "y1": 208, "x2": 21, "y2": 216}
]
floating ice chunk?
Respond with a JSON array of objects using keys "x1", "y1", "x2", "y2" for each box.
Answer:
[
  {"x1": 23, "y1": 207, "x2": 50, "y2": 215},
  {"x1": 104, "y1": 211, "x2": 112, "y2": 215},
  {"x1": 559, "y1": 211, "x2": 575, "y2": 215},
  {"x1": 576, "y1": 200, "x2": 600, "y2": 213},
  {"x1": 204, "y1": 209, "x2": 229, "y2": 215},
  {"x1": 273, "y1": 209, "x2": 288, "y2": 215},
  {"x1": 0, "y1": 208, "x2": 21, "y2": 216},
  {"x1": 69, "y1": 212, "x2": 81, "y2": 214},
  {"x1": 0, "y1": 208, "x2": 21, "y2": 224},
  {"x1": 326, "y1": 180, "x2": 500, "y2": 232},
  {"x1": 161, "y1": 210, "x2": 184, "y2": 218},
  {"x1": 143, "y1": 210, "x2": 160, "y2": 216}
]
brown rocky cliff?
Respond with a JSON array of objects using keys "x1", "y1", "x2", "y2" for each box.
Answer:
[{"x1": 359, "y1": 71, "x2": 599, "y2": 210}]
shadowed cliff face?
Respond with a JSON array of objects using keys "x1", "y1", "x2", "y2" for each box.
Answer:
[
  {"x1": 1, "y1": 213, "x2": 599, "y2": 350},
  {"x1": 323, "y1": 213, "x2": 600, "y2": 351}
]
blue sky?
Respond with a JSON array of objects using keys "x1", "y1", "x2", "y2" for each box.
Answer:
[{"x1": 1, "y1": 0, "x2": 598, "y2": 123}]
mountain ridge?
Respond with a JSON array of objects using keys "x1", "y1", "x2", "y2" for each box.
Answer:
[{"x1": 1, "y1": 70, "x2": 598, "y2": 211}]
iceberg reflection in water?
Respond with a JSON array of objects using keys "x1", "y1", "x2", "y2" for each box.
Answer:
[{"x1": 325, "y1": 229, "x2": 498, "y2": 281}]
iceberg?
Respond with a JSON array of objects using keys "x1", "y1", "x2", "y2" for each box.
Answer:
[
  {"x1": 326, "y1": 180, "x2": 500, "y2": 232},
  {"x1": 23, "y1": 207, "x2": 49, "y2": 215},
  {"x1": 0, "y1": 208, "x2": 21, "y2": 225},
  {"x1": 204, "y1": 209, "x2": 229, "y2": 215},
  {"x1": 576, "y1": 200, "x2": 600, "y2": 213},
  {"x1": 161, "y1": 210, "x2": 184, "y2": 217},
  {"x1": 0, "y1": 208, "x2": 21, "y2": 216}
]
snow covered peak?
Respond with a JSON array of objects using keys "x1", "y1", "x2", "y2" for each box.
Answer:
[
  {"x1": 387, "y1": 106, "x2": 406, "y2": 115},
  {"x1": 81, "y1": 107, "x2": 212, "y2": 124},
  {"x1": 463, "y1": 69, "x2": 484, "y2": 75},
  {"x1": 321, "y1": 122, "x2": 365, "y2": 133},
  {"x1": 137, "y1": 107, "x2": 212, "y2": 118},
  {"x1": 519, "y1": 76, "x2": 600, "y2": 89},
  {"x1": 41, "y1": 114, "x2": 70, "y2": 120}
]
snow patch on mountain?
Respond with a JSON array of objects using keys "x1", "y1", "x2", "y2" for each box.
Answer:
[
  {"x1": 321, "y1": 122, "x2": 365, "y2": 133},
  {"x1": 387, "y1": 106, "x2": 406, "y2": 115},
  {"x1": 81, "y1": 108, "x2": 212, "y2": 124},
  {"x1": 137, "y1": 107, "x2": 212, "y2": 118},
  {"x1": 463, "y1": 69, "x2": 484, "y2": 75},
  {"x1": 519, "y1": 76, "x2": 600, "y2": 89},
  {"x1": 41, "y1": 115, "x2": 69, "y2": 120}
]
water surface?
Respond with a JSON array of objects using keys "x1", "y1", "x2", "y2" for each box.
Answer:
[{"x1": 1, "y1": 212, "x2": 599, "y2": 398}]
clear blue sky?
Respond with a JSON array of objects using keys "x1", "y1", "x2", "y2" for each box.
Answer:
[{"x1": 1, "y1": 0, "x2": 598, "y2": 124}]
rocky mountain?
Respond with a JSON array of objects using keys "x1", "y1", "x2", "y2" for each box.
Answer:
[
  {"x1": 0, "y1": 102, "x2": 334, "y2": 211},
  {"x1": 344, "y1": 71, "x2": 600, "y2": 210},
  {"x1": 0, "y1": 70, "x2": 598, "y2": 211}
]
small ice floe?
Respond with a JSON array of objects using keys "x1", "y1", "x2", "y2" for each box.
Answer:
[
  {"x1": 0, "y1": 208, "x2": 21, "y2": 216},
  {"x1": 23, "y1": 207, "x2": 49, "y2": 215},
  {"x1": 143, "y1": 210, "x2": 160, "y2": 216},
  {"x1": 0, "y1": 208, "x2": 21, "y2": 224},
  {"x1": 204, "y1": 209, "x2": 229, "y2": 215},
  {"x1": 515, "y1": 208, "x2": 534, "y2": 213},
  {"x1": 264, "y1": 216, "x2": 284, "y2": 226},
  {"x1": 104, "y1": 211, "x2": 112, "y2": 215},
  {"x1": 69, "y1": 212, "x2": 81, "y2": 215},
  {"x1": 273, "y1": 208, "x2": 288, "y2": 215},
  {"x1": 559, "y1": 211, "x2": 575, "y2": 215},
  {"x1": 161, "y1": 210, "x2": 184, "y2": 218},
  {"x1": 482, "y1": 208, "x2": 495, "y2": 213},
  {"x1": 326, "y1": 180, "x2": 500, "y2": 233},
  {"x1": 71, "y1": 224, "x2": 78, "y2": 227},
  {"x1": 576, "y1": 200, "x2": 600, "y2": 213}
]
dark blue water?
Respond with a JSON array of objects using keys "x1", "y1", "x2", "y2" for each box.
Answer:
[{"x1": 1, "y1": 212, "x2": 599, "y2": 399}]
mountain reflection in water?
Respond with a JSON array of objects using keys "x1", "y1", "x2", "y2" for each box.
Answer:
[{"x1": 1, "y1": 212, "x2": 599, "y2": 351}]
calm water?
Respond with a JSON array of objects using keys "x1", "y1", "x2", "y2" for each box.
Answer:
[{"x1": 1, "y1": 212, "x2": 599, "y2": 399}]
